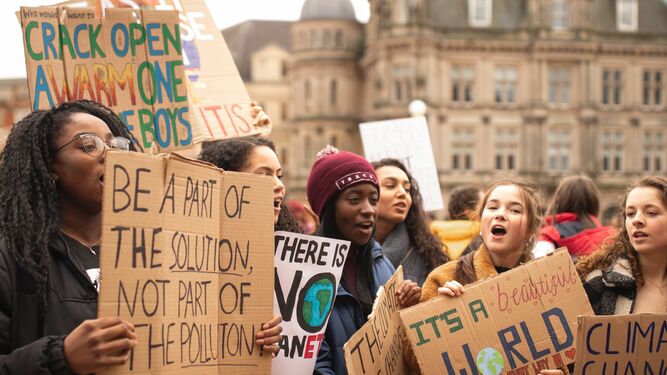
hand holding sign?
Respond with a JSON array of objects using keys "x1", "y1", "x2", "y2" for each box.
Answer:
[
  {"x1": 396, "y1": 280, "x2": 421, "y2": 308},
  {"x1": 438, "y1": 280, "x2": 466, "y2": 297},
  {"x1": 256, "y1": 315, "x2": 283, "y2": 354},
  {"x1": 64, "y1": 317, "x2": 138, "y2": 374}
]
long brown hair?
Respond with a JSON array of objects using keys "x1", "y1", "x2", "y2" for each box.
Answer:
[
  {"x1": 372, "y1": 159, "x2": 449, "y2": 276},
  {"x1": 547, "y1": 175, "x2": 601, "y2": 229},
  {"x1": 577, "y1": 176, "x2": 667, "y2": 287},
  {"x1": 454, "y1": 180, "x2": 542, "y2": 284}
]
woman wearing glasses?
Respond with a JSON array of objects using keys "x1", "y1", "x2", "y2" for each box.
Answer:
[{"x1": 0, "y1": 100, "x2": 281, "y2": 374}]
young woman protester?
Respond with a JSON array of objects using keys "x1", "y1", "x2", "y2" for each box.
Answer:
[
  {"x1": 577, "y1": 176, "x2": 667, "y2": 315},
  {"x1": 406, "y1": 180, "x2": 565, "y2": 375},
  {"x1": 199, "y1": 136, "x2": 302, "y2": 233},
  {"x1": 371, "y1": 158, "x2": 449, "y2": 286},
  {"x1": 307, "y1": 147, "x2": 421, "y2": 375},
  {"x1": 0, "y1": 100, "x2": 282, "y2": 374},
  {"x1": 534, "y1": 175, "x2": 615, "y2": 260}
]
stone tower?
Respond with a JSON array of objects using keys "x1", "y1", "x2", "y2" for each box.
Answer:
[{"x1": 288, "y1": 0, "x2": 364, "y2": 191}]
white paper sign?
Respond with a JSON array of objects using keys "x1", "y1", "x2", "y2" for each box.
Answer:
[
  {"x1": 359, "y1": 117, "x2": 443, "y2": 212},
  {"x1": 272, "y1": 231, "x2": 351, "y2": 375}
]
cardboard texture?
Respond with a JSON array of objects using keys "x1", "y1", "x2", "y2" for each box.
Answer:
[
  {"x1": 344, "y1": 266, "x2": 410, "y2": 375},
  {"x1": 359, "y1": 117, "x2": 443, "y2": 212},
  {"x1": 574, "y1": 313, "x2": 667, "y2": 375},
  {"x1": 400, "y1": 250, "x2": 593, "y2": 375},
  {"x1": 21, "y1": 6, "x2": 191, "y2": 152},
  {"x1": 93, "y1": 0, "x2": 271, "y2": 141},
  {"x1": 272, "y1": 231, "x2": 351, "y2": 375},
  {"x1": 97, "y1": 151, "x2": 274, "y2": 374}
]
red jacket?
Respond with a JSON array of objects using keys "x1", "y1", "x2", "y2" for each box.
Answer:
[{"x1": 540, "y1": 213, "x2": 615, "y2": 257}]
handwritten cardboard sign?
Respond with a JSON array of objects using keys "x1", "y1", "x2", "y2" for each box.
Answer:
[
  {"x1": 97, "y1": 151, "x2": 274, "y2": 374},
  {"x1": 359, "y1": 116, "x2": 443, "y2": 212},
  {"x1": 400, "y1": 250, "x2": 594, "y2": 375},
  {"x1": 95, "y1": 0, "x2": 270, "y2": 142},
  {"x1": 344, "y1": 266, "x2": 410, "y2": 375},
  {"x1": 574, "y1": 313, "x2": 667, "y2": 375},
  {"x1": 20, "y1": 6, "x2": 192, "y2": 152},
  {"x1": 272, "y1": 231, "x2": 350, "y2": 375}
]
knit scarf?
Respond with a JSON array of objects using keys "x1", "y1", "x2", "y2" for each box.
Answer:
[{"x1": 382, "y1": 223, "x2": 427, "y2": 285}]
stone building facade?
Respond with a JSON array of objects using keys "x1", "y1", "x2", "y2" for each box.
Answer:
[
  {"x1": 223, "y1": 0, "x2": 667, "y2": 216},
  {"x1": 2, "y1": 0, "x2": 665, "y2": 216}
]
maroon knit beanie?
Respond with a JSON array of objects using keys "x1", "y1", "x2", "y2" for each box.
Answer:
[{"x1": 307, "y1": 146, "x2": 380, "y2": 217}]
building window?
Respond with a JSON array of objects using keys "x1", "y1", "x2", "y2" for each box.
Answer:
[
  {"x1": 547, "y1": 129, "x2": 571, "y2": 172},
  {"x1": 643, "y1": 131, "x2": 664, "y2": 173},
  {"x1": 551, "y1": 0, "x2": 569, "y2": 30},
  {"x1": 304, "y1": 80, "x2": 312, "y2": 101},
  {"x1": 602, "y1": 69, "x2": 622, "y2": 106},
  {"x1": 393, "y1": 65, "x2": 413, "y2": 103},
  {"x1": 494, "y1": 128, "x2": 518, "y2": 171},
  {"x1": 309, "y1": 29, "x2": 317, "y2": 48},
  {"x1": 281, "y1": 148, "x2": 288, "y2": 166},
  {"x1": 643, "y1": 70, "x2": 663, "y2": 108},
  {"x1": 452, "y1": 65, "x2": 475, "y2": 103},
  {"x1": 304, "y1": 136, "x2": 313, "y2": 168},
  {"x1": 548, "y1": 67, "x2": 570, "y2": 105},
  {"x1": 616, "y1": 0, "x2": 638, "y2": 32},
  {"x1": 469, "y1": 0, "x2": 492, "y2": 27},
  {"x1": 335, "y1": 30, "x2": 344, "y2": 48},
  {"x1": 494, "y1": 67, "x2": 517, "y2": 104},
  {"x1": 601, "y1": 130, "x2": 623, "y2": 172},
  {"x1": 451, "y1": 127, "x2": 475, "y2": 171},
  {"x1": 330, "y1": 80, "x2": 338, "y2": 107}
]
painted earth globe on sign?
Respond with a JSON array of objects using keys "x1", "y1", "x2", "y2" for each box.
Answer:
[
  {"x1": 476, "y1": 347, "x2": 505, "y2": 375},
  {"x1": 301, "y1": 278, "x2": 335, "y2": 329}
]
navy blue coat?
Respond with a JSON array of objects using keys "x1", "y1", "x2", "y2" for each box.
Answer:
[{"x1": 314, "y1": 241, "x2": 395, "y2": 375}]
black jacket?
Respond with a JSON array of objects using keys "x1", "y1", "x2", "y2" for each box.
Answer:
[{"x1": 0, "y1": 234, "x2": 98, "y2": 374}]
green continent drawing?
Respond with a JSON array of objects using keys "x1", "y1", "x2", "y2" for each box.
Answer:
[
  {"x1": 475, "y1": 347, "x2": 505, "y2": 375},
  {"x1": 301, "y1": 278, "x2": 334, "y2": 328}
]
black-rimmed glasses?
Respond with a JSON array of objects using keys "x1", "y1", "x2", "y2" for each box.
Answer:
[{"x1": 54, "y1": 134, "x2": 131, "y2": 157}]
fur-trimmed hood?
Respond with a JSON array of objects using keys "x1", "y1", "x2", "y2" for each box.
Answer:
[{"x1": 419, "y1": 244, "x2": 497, "y2": 303}]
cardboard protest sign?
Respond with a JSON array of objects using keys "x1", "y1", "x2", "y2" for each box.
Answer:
[
  {"x1": 97, "y1": 151, "x2": 274, "y2": 374},
  {"x1": 344, "y1": 266, "x2": 410, "y2": 375},
  {"x1": 20, "y1": 6, "x2": 194, "y2": 152},
  {"x1": 359, "y1": 116, "x2": 443, "y2": 212},
  {"x1": 272, "y1": 231, "x2": 350, "y2": 375},
  {"x1": 95, "y1": 0, "x2": 271, "y2": 142},
  {"x1": 400, "y1": 250, "x2": 594, "y2": 375},
  {"x1": 574, "y1": 313, "x2": 667, "y2": 375}
]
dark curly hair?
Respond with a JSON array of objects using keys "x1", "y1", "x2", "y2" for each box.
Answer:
[
  {"x1": 199, "y1": 137, "x2": 302, "y2": 233},
  {"x1": 0, "y1": 100, "x2": 137, "y2": 319},
  {"x1": 371, "y1": 159, "x2": 449, "y2": 278},
  {"x1": 577, "y1": 176, "x2": 667, "y2": 287}
]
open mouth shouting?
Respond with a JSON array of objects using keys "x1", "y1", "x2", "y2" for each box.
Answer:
[
  {"x1": 490, "y1": 224, "x2": 507, "y2": 238},
  {"x1": 356, "y1": 221, "x2": 374, "y2": 235},
  {"x1": 393, "y1": 201, "x2": 408, "y2": 213},
  {"x1": 273, "y1": 196, "x2": 282, "y2": 216}
]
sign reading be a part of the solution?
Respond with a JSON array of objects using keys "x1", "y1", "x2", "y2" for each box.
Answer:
[
  {"x1": 97, "y1": 151, "x2": 274, "y2": 374},
  {"x1": 400, "y1": 250, "x2": 593, "y2": 375}
]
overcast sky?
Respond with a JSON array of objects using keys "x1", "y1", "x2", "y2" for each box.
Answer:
[{"x1": 1, "y1": 0, "x2": 370, "y2": 79}]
